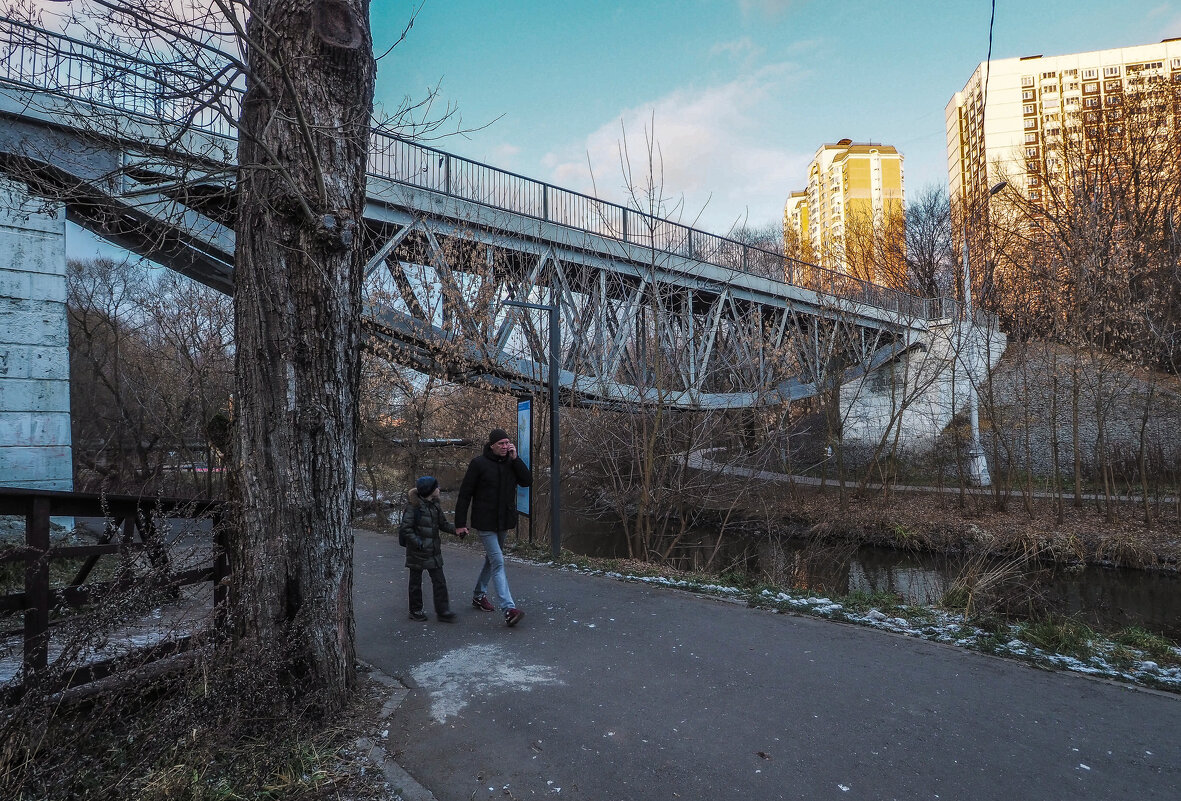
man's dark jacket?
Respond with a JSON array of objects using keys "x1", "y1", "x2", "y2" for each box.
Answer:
[{"x1": 455, "y1": 444, "x2": 532, "y2": 532}]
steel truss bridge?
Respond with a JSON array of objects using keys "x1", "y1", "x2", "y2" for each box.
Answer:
[{"x1": 0, "y1": 17, "x2": 969, "y2": 410}]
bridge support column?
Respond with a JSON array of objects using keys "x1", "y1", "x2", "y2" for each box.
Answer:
[
  {"x1": 0, "y1": 177, "x2": 73, "y2": 491},
  {"x1": 839, "y1": 320, "x2": 1006, "y2": 463}
]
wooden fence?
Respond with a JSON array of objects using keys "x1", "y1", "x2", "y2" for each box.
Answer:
[{"x1": 0, "y1": 487, "x2": 226, "y2": 700}]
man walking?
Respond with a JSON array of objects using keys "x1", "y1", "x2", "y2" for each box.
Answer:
[{"x1": 455, "y1": 428, "x2": 532, "y2": 626}]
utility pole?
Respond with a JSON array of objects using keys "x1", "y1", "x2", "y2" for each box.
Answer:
[
  {"x1": 959, "y1": 180, "x2": 1007, "y2": 487},
  {"x1": 504, "y1": 299, "x2": 562, "y2": 558}
]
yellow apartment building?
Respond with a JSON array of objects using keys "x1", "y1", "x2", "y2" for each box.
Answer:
[{"x1": 784, "y1": 139, "x2": 905, "y2": 280}]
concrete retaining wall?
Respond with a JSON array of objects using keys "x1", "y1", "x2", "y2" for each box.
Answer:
[{"x1": 0, "y1": 177, "x2": 72, "y2": 490}]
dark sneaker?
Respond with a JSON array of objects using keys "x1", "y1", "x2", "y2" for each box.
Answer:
[
  {"x1": 504, "y1": 608, "x2": 524, "y2": 627},
  {"x1": 472, "y1": 595, "x2": 494, "y2": 612},
  {"x1": 408, "y1": 610, "x2": 428, "y2": 622},
  {"x1": 437, "y1": 610, "x2": 457, "y2": 622}
]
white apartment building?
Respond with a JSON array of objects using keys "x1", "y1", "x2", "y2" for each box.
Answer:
[{"x1": 947, "y1": 38, "x2": 1181, "y2": 205}]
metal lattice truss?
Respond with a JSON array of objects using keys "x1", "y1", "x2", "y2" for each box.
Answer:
[{"x1": 360, "y1": 212, "x2": 923, "y2": 410}]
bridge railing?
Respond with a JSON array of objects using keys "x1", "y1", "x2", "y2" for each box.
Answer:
[
  {"x1": 1, "y1": 16, "x2": 985, "y2": 326},
  {"x1": 0, "y1": 17, "x2": 241, "y2": 137}
]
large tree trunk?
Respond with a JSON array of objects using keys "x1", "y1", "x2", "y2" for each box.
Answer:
[{"x1": 231, "y1": 0, "x2": 375, "y2": 714}]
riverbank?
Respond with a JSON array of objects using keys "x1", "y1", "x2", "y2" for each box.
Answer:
[
  {"x1": 483, "y1": 536, "x2": 1181, "y2": 695},
  {"x1": 761, "y1": 487, "x2": 1181, "y2": 572}
]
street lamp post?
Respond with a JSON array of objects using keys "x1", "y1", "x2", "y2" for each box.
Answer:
[
  {"x1": 503, "y1": 299, "x2": 562, "y2": 558},
  {"x1": 960, "y1": 180, "x2": 1007, "y2": 488}
]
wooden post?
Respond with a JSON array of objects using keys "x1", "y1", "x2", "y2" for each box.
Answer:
[
  {"x1": 24, "y1": 495, "x2": 51, "y2": 677},
  {"x1": 212, "y1": 511, "x2": 230, "y2": 632}
]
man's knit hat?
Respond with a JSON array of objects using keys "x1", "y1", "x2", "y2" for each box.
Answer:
[
  {"x1": 415, "y1": 475, "x2": 438, "y2": 498},
  {"x1": 488, "y1": 428, "x2": 511, "y2": 445}
]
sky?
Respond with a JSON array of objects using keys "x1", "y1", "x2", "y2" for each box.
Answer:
[
  {"x1": 369, "y1": 0, "x2": 1181, "y2": 235},
  {"x1": 59, "y1": 0, "x2": 1181, "y2": 258}
]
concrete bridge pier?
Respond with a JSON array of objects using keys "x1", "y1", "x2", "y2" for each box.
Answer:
[
  {"x1": 0, "y1": 176, "x2": 73, "y2": 492},
  {"x1": 838, "y1": 319, "x2": 1007, "y2": 464}
]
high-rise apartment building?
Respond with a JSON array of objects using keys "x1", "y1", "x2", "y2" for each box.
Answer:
[
  {"x1": 946, "y1": 39, "x2": 1181, "y2": 206},
  {"x1": 782, "y1": 190, "x2": 811, "y2": 263},
  {"x1": 783, "y1": 139, "x2": 905, "y2": 279}
]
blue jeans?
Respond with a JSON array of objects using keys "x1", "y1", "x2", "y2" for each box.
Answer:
[{"x1": 473, "y1": 529, "x2": 515, "y2": 611}]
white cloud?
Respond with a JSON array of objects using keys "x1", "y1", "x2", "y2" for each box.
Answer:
[
  {"x1": 709, "y1": 37, "x2": 762, "y2": 61},
  {"x1": 491, "y1": 142, "x2": 522, "y2": 163},
  {"x1": 738, "y1": 0, "x2": 798, "y2": 18},
  {"x1": 542, "y1": 63, "x2": 812, "y2": 234}
]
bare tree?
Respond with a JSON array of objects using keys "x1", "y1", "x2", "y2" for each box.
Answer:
[
  {"x1": 67, "y1": 257, "x2": 233, "y2": 495},
  {"x1": 227, "y1": 0, "x2": 375, "y2": 711},
  {"x1": 4, "y1": 0, "x2": 389, "y2": 711}
]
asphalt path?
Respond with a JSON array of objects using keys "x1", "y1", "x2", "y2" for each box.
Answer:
[{"x1": 353, "y1": 528, "x2": 1181, "y2": 801}]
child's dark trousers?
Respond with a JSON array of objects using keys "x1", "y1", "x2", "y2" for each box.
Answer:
[{"x1": 409, "y1": 567, "x2": 451, "y2": 614}]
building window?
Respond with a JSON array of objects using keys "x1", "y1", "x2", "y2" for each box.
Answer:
[
  {"x1": 1084, "y1": 96, "x2": 1100, "y2": 107},
  {"x1": 1024, "y1": 118, "x2": 1038, "y2": 129},
  {"x1": 1022, "y1": 89, "x2": 1035, "y2": 100},
  {"x1": 1022, "y1": 75, "x2": 1035, "y2": 87},
  {"x1": 1041, "y1": 71, "x2": 1057, "y2": 79},
  {"x1": 1103, "y1": 65, "x2": 1120, "y2": 77},
  {"x1": 1104, "y1": 79, "x2": 1122, "y2": 91},
  {"x1": 1025, "y1": 132, "x2": 1038, "y2": 143},
  {"x1": 1042, "y1": 84, "x2": 1058, "y2": 93},
  {"x1": 1027, "y1": 176, "x2": 1040, "y2": 188},
  {"x1": 1025, "y1": 147, "x2": 1038, "y2": 157},
  {"x1": 1083, "y1": 81, "x2": 1099, "y2": 93},
  {"x1": 1023, "y1": 103, "x2": 1036, "y2": 115},
  {"x1": 1172, "y1": 58, "x2": 1181, "y2": 69},
  {"x1": 1083, "y1": 68, "x2": 1097, "y2": 79}
]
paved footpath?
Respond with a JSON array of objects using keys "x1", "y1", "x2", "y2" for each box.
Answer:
[{"x1": 353, "y1": 528, "x2": 1181, "y2": 801}]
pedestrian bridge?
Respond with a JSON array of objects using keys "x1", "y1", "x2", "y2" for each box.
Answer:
[{"x1": 0, "y1": 16, "x2": 1001, "y2": 423}]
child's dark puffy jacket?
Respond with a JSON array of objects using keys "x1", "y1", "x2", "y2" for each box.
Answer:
[{"x1": 400, "y1": 488, "x2": 455, "y2": 570}]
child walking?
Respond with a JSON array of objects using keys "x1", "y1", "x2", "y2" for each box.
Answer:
[{"x1": 401, "y1": 475, "x2": 462, "y2": 622}]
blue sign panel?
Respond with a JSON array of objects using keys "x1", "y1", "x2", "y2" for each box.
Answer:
[{"x1": 516, "y1": 398, "x2": 531, "y2": 516}]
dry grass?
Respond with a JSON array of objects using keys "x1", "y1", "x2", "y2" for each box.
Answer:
[{"x1": 765, "y1": 487, "x2": 1181, "y2": 572}]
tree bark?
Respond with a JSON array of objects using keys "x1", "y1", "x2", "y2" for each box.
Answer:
[{"x1": 231, "y1": 0, "x2": 375, "y2": 714}]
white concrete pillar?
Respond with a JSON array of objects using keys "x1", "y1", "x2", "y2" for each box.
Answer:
[
  {"x1": 838, "y1": 321, "x2": 1007, "y2": 455},
  {"x1": 0, "y1": 177, "x2": 73, "y2": 491}
]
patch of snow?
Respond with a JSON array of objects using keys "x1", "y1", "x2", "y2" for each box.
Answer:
[{"x1": 410, "y1": 644, "x2": 563, "y2": 723}]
